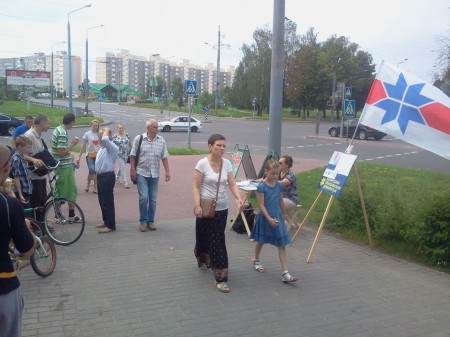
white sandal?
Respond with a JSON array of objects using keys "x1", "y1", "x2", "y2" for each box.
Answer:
[
  {"x1": 252, "y1": 258, "x2": 265, "y2": 272},
  {"x1": 216, "y1": 282, "x2": 230, "y2": 293},
  {"x1": 282, "y1": 271, "x2": 298, "y2": 283}
]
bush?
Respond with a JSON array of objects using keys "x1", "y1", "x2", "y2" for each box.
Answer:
[{"x1": 406, "y1": 192, "x2": 450, "y2": 266}]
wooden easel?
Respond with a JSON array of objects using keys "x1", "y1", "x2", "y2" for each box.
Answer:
[
  {"x1": 290, "y1": 164, "x2": 373, "y2": 263},
  {"x1": 231, "y1": 144, "x2": 258, "y2": 179}
]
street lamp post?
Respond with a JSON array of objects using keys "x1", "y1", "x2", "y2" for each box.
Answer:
[
  {"x1": 397, "y1": 58, "x2": 408, "y2": 67},
  {"x1": 67, "y1": 4, "x2": 91, "y2": 114},
  {"x1": 51, "y1": 41, "x2": 65, "y2": 108},
  {"x1": 85, "y1": 25, "x2": 104, "y2": 114},
  {"x1": 331, "y1": 58, "x2": 341, "y2": 120}
]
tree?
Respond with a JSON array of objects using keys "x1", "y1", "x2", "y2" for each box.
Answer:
[
  {"x1": 285, "y1": 27, "x2": 321, "y2": 118},
  {"x1": 433, "y1": 36, "x2": 450, "y2": 96},
  {"x1": 171, "y1": 77, "x2": 184, "y2": 106},
  {"x1": 230, "y1": 26, "x2": 272, "y2": 114}
]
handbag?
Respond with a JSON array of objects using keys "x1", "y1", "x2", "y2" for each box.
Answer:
[
  {"x1": 200, "y1": 159, "x2": 222, "y2": 218},
  {"x1": 131, "y1": 135, "x2": 143, "y2": 185},
  {"x1": 88, "y1": 150, "x2": 97, "y2": 158},
  {"x1": 30, "y1": 140, "x2": 59, "y2": 176}
]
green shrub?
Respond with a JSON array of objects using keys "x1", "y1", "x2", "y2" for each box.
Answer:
[{"x1": 406, "y1": 192, "x2": 450, "y2": 266}]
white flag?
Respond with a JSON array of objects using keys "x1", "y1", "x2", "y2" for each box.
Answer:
[{"x1": 360, "y1": 61, "x2": 450, "y2": 160}]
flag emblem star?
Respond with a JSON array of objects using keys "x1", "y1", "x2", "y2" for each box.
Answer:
[
  {"x1": 361, "y1": 61, "x2": 450, "y2": 160},
  {"x1": 370, "y1": 73, "x2": 433, "y2": 134}
]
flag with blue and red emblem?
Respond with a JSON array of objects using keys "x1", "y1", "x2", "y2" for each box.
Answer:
[{"x1": 360, "y1": 61, "x2": 450, "y2": 160}]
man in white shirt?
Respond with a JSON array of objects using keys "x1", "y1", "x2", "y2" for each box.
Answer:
[
  {"x1": 24, "y1": 114, "x2": 50, "y2": 219},
  {"x1": 130, "y1": 119, "x2": 170, "y2": 232}
]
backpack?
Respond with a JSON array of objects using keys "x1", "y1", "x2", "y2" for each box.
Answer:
[{"x1": 232, "y1": 204, "x2": 256, "y2": 234}]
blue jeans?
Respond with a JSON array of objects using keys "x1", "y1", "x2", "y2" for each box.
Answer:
[
  {"x1": 86, "y1": 156, "x2": 96, "y2": 174},
  {"x1": 137, "y1": 174, "x2": 159, "y2": 224}
]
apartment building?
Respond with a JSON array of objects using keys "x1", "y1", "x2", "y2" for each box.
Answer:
[
  {"x1": 95, "y1": 50, "x2": 234, "y2": 98},
  {"x1": 0, "y1": 52, "x2": 82, "y2": 97},
  {"x1": 1, "y1": 50, "x2": 234, "y2": 99}
]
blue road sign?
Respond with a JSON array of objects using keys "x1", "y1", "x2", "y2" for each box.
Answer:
[
  {"x1": 185, "y1": 80, "x2": 197, "y2": 95},
  {"x1": 345, "y1": 87, "x2": 352, "y2": 98},
  {"x1": 344, "y1": 99, "x2": 356, "y2": 117}
]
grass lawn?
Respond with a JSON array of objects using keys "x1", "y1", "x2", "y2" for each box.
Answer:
[{"x1": 0, "y1": 100, "x2": 102, "y2": 127}]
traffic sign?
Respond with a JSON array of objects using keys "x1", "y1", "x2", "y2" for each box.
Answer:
[
  {"x1": 185, "y1": 80, "x2": 197, "y2": 95},
  {"x1": 344, "y1": 99, "x2": 356, "y2": 117},
  {"x1": 345, "y1": 87, "x2": 352, "y2": 98}
]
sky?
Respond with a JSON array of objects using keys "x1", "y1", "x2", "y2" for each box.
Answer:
[{"x1": 1, "y1": 0, "x2": 449, "y2": 83}]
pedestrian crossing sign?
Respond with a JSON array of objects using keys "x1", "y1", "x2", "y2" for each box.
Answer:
[
  {"x1": 185, "y1": 80, "x2": 197, "y2": 95},
  {"x1": 344, "y1": 99, "x2": 356, "y2": 117}
]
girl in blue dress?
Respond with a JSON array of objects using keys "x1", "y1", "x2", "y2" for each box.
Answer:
[{"x1": 250, "y1": 159, "x2": 298, "y2": 283}]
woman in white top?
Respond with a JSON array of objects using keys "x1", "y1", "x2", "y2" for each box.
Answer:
[
  {"x1": 77, "y1": 120, "x2": 100, "y2": 193},
  {"x1": 192, "y1": 134, "x2": 243, "y2": 293}
]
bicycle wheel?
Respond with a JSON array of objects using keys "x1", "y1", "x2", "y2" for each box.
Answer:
[
  {"x1": 43, "y1": 198, "x2": 85, "y2": 246},
  {"x1": 30, "y1": 236, "x2": 56, "y2": 277}
]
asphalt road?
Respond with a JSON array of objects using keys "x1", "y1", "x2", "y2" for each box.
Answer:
[{"x1": 3, "y1": 98, "x2": 450, "y2": 173}]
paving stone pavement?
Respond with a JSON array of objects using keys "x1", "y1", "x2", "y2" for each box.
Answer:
[{"x1": 18, "y1": 155, "x2": 450, "y2": 337}]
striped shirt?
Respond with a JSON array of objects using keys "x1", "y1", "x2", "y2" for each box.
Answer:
[
  {"x1": 51, "y1": 125, "x2": 71, "y2": 167},
  {"x1": 130, "y1": 133, "x2": 169, "y2": 178}
]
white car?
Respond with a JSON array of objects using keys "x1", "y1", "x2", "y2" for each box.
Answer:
[{"x1": 158, "y1": 116, "x2": 202, "y2": 132}]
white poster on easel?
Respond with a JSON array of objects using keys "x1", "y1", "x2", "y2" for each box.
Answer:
[{"x1": 318, "y1": 151, "x2": 357, "y2": 197}]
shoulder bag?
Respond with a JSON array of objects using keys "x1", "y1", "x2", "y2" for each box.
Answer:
[
  {"x1": 30, "y1": 139, "x2": 59, "y2": 176},
  {"x1": 131, "y1": 135, "x2": 143, "y2": 185},
  {"x1": 200, "y1": 159, "x2": 223, "y2": 218}
]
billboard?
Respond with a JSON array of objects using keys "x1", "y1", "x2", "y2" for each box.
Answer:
[{"x1": 5, "y1": 69, "x2": 51, "y2": 93}]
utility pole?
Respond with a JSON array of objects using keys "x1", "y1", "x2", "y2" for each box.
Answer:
[
  {"x1": 205, "y1": 27, "x2": 229, "y2": 113},
  {"x1": 267, "y1": 0, "x2": 285, "y2": 157}
]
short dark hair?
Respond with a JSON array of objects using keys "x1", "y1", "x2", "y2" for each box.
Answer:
[
  {"x1": 208, "y1": 134, "x2": 226, "y2": 146},
  {"x1": 24, "y1": 116, "x2": 33, "y2": 121},
  {"x1": 62, "y1": 113, "x2": 76, "y2": 125},
  {"x1": 34, "y1": 114, "x2": 48, "y2": 125},
  {"x1": 280, "y1": 155, "x2": 293, "y2": 168}
]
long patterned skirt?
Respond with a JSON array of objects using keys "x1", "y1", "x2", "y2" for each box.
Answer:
[{"x1": 194, "y1": 209, "x2": 229, "y2": 283}]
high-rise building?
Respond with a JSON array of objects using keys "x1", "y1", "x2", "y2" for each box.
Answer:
[
  {"x1": 1, "y1": 50, "x2": 234, "y2": 99},
  {"x1": 0, "y1": 51, "x2": 82, "y2": 97},
  {"x1": 95, "y1": 50, "x2": 234, "y2": 98}
]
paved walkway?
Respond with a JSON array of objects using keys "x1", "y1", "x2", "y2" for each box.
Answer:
[{"x1": 18, "y1": 154, "x2": 450, "y2": 337}]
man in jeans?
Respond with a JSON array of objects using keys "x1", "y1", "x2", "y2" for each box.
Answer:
[
  {"x1": 0, "y1": 144, "x2": 36, "y2": 337},
  {"x1": 130, "y1": 119, "x2": 170, "y2": 232}
]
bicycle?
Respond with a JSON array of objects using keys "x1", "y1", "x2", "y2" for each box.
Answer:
[
  {"x1": 9, "y1": 212, "x2": 57, "y2": 278},
  {"x1": 33, "y1": 162, "x2": 86, "y2": 246}
]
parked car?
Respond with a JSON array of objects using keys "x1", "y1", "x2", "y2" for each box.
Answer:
[
  {"x1": 0, "y1": 114, "x2": 24, "y2": 136},
  {"x1": 328, "y1": 118, "x2": 387, "y2": 140},
  {"x1": 158, "y1": 116, "x2": 202, "y2": 132}
]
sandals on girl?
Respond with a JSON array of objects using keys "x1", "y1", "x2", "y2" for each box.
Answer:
[
  {"x1": 252, "y1": 258, "x2": 265, "y2": 272},
  {"x1": 282, "y1": 271, "x2": 298, "y2": 283},
  {"x1": 216, "y1": 282, "x2": 230, "y2": 293}
]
